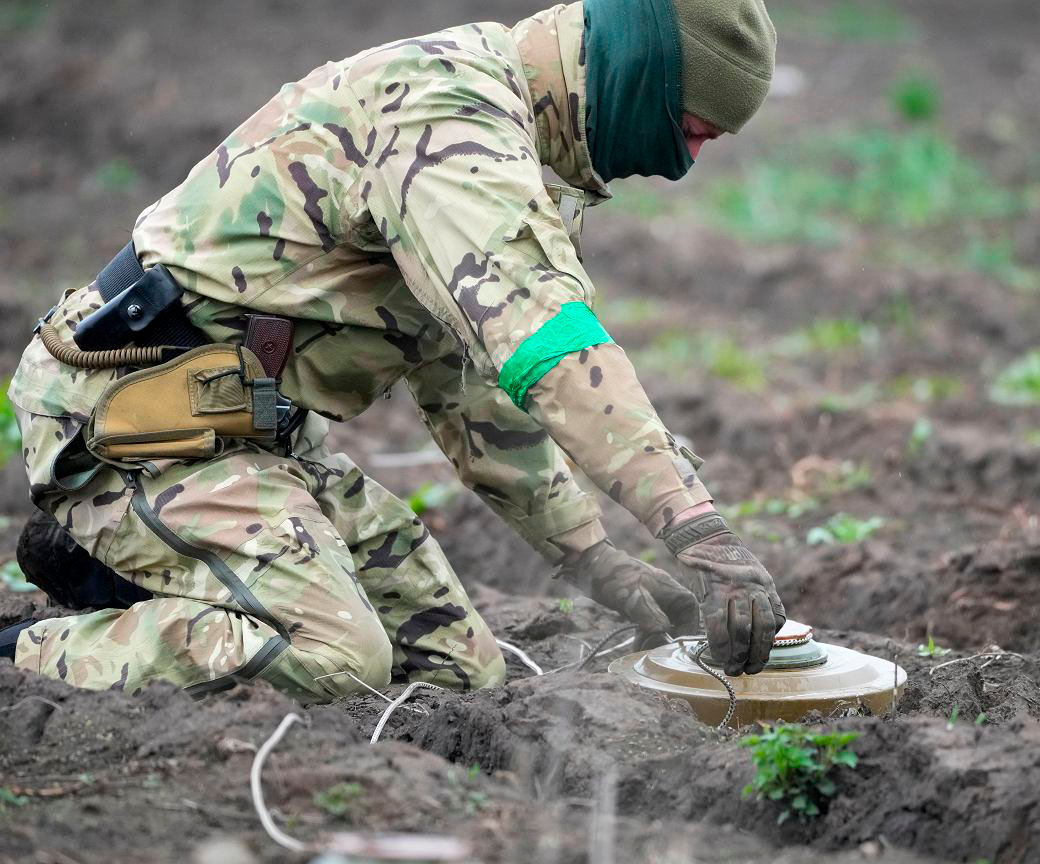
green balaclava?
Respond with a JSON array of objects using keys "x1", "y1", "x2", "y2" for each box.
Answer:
[{"x1": 583, "y1": 0, "x2": 775, "y2": 182}]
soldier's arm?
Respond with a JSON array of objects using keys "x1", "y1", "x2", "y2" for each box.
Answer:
[
  {"x1": 362, "y1": 84, "x2": 710, "y2": 539},
  {"x1": 405, "y1": 353, "x2": 607, "y2": 563}
]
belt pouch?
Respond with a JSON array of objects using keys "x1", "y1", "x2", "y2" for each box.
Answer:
[{"x1": 87, "y1": 344, "x2": 276, "y2": 461}]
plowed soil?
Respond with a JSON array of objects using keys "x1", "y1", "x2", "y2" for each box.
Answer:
[{"x1": 2, "y1": 0, "x2": 1039, "y2": 862}]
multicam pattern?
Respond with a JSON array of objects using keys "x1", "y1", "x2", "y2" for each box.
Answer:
[
  {"x1": 7, "y1": 3, "x2": 712, "y2": 697},
  {"x1": 15, "y1": 411, "x2": 504, "y2": 700}
]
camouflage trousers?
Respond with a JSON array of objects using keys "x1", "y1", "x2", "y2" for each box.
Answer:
[{"x1": 13, "y1": 411, "x2": 505, "y2": 702}]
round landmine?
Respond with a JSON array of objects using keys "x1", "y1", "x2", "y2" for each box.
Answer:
[{"x1": 609, "y1": 621, "x2": 906, "y2": 728}]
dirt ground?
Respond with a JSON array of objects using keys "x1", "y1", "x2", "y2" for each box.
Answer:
[{"x1": 2, "y1": 0, "x2": 1040, "y2": 862}]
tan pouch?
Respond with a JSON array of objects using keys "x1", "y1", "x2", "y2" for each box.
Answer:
[{"x1": 88, "y1": 344, "x2": 276, "y2": 461}]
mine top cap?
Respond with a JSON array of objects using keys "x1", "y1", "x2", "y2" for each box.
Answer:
[{"x1": 773, "y1": 619, "x2": 814, "y2": 647}]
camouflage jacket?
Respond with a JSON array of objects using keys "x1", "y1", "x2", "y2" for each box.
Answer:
[{"x1": 9, "y1": 3, "x2": 710, "y2": 562}]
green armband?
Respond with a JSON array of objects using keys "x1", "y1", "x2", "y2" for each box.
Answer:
[{"x1": 498, "y1": 301, "x2": 613, "y2": 410}]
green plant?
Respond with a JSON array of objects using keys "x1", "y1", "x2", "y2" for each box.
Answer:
[
  {"x1": 91, "y1": 157, "x2": 141, "y2": 192},
  {"x1": 0, "y1": 787, "x2": 29, "y2": 809},
  {"x1": 916, "y1": 636, "x2": 951, "y2": 658},
  {"x1": 406, "y1": 481, "x2": 460, "y2": 516},
  {"x1": 608, "y1": 178, "x2": 672, "y2": 220},
  {"x1": 886, "y1": 375, "x2": 962, "y2": 402},
  {"x1": 723, "y1": 495, "x2": 819, "y2": 522},
  {"x1": 965, "y1": 239, "x2": 1039, "y2": 293},
  {"x1": 0, "y1": 561, "x2": 35, "y2": 594},
  {"x1": 770, "y1": 2, "x2": 915, "y2": 41},
  {"x1": 741, "y1": 725, "x2": 860, "y2": 824},
  {"x1": 990, "y1": 351, "x2": 1040, "y2": 405},
  {"x1": 906, "y1": 417, "x2": 934, "y2": 456},
  {"x1": 890, "y1": 75, "x2": 940, "y2": 123},
  {"x1": 557, "y1": 597, "x2": 574, "y2": 615},
  {"x1": 705, "y1": 129, "x2": 1016, "y2": 245},
  {"x1": 0, "y1": 390, "x2": 22, "y2": 467},
  {"x1": 0, "y1": 1, "x2": 50, "y2": 32},
  {"x1": 638, "y1": 331, "x2": 766, "y2": 392},
  {"x1": 817, "y1": 384, "x2": 879, "y2": 414},
  {"x1": 806, "y1": 513, "x2": 884, "y2": 545},
  {"x1": 779, "y1": 318, "x2": 881, "y2": 355},
  {"x1": 314, "y1": 781, "x2": 364, "y2": 818}
]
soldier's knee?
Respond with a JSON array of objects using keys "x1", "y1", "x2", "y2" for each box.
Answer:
[{"x1": 319, "y1": 623, "x2": 393, "y2": 699}]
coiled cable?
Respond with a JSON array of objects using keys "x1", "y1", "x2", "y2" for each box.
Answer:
[{"x1": 39, "y1": 322, "x2": 173, "y2": 369}]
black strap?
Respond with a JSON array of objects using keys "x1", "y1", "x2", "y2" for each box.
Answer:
[
  {"x1": 95, "y1": 242, "x2": 208, "y2": 349},
  {"x1": 97, "y1": 242, "x2": 146, "y2": 303}
]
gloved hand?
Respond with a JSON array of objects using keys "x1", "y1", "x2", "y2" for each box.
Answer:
[
  {"x1": 663, "y1": 512, "x2": 786, "y2": 676},
  {"x1": 557, "y1": 539, "x2": 701, "y2": 635}
]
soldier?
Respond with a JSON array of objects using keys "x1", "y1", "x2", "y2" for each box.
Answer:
[{"x1": 1, "y1": 0, "x2": 784, "y2": 701}]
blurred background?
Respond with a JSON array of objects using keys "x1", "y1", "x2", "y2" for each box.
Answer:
[{"x1": 1, "y1": 0, "x2": 1038, "y2": 647}]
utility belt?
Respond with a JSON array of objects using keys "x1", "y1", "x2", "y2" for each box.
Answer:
[{"x1": 38, "y1": 243, "x2": 306, "y2": 464}]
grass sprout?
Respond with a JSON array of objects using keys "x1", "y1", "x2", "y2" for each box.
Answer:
[
  {"x1": 806, "y1": 513, "x2": 884, "y2": 545},
  {"x1": 890, "y1": 75, "x2": 940, "y2": 122},
  {"x1": 917, "y1": 637, "x2": 952, "y2": 658},
  {"x1": 990, "y1": 351, "x2": 1040, "y2": 405}
]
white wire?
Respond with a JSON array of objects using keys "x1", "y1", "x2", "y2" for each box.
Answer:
[
  {"x1": 250, "y1": 713, "x2": 307, "y2": 853},
  {"x1": 495, "y1": 638, "x2": 544, "y2": 676},
  {"x1": 370, "y1": 681, "x2": 443, "y2": 744},
  {"x1": 546, "y1": 635, "x2": 635, "y2": 674}
]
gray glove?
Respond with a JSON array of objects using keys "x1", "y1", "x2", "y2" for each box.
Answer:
[
  {"x1": 557, "y1": 540, "x2": 701, "y2": 634},
  {"x1": 663, "y1": 512, "x2": 786, "y2": 676}
]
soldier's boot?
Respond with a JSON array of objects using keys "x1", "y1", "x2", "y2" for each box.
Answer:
[
  {"x1": 0, "y1": 619, "x2": 36, "y2": 661},
  {"x1": 17, "y1": 508, "x2": 152, "y2": 610}
]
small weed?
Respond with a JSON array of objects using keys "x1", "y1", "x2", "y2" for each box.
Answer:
[
  {"x1": 906, "y1": 417, "x2": 934, "y2": 456},
  {"x1": 557, "y1": 597, "x2": 574, "y2": 615},
  {"x1": 916, "y1": 636, "x2": 951, "y2": 658},
  {"x1": 0, "y1": 389, "x2": 22, "y2": 468},
  {"x1": 407, "y1": 481, "x2": 460, "y2": 516},
  {"x1": 771, "y1": 2, "x2": 915, "y2": 41},
  {"x1": 817, "y1": 384, "x2": 879, "y2": 414},
  {"x1": 639, "y1": 332, "x2": 766, "y2": 392},
  {"x1": 599, "y1": 297, "x2": 664, "y2": 328},
  {"x1": 0, "y1": 1, "x2": 50, "y2": 32},
  {"x1": 0, "y1": 561, "x2": 36, "y2": 594},
  {"x1": 705, "y1": 130, "x2": 1015, "y2": 245},
  {"x1": 990, "y1": 351, "x2": 1040, "y2": 405},
  {"x1": 806, "y1": 513, "x2": 884, "y2": 545},
  {"x1": 465, "y1": 789, "x2": 489, "y2": 815},
  {"x1": 886, "y1": 375, "x2": 962, "y2": 402},
  {"x1": 467, "y1": 763, "x2": 482, "y2": 781},
  {"x1": 91, "y1": 158, "x2": 141, "y2": 192},
  {"x1": 947, "y1": 705, "x2": 960, "y2": 730},
  {"x1": 608, "y1": 179, "x2": 671, "y2": 220},
  {"x1": 890, "y1": 75, "x2": 940, "y2": 123},
  {"x1": 779, "y1": 318, "x2": 880, "y2": 355},
  {"x1": 965, "y1": 239, "x2": 1039, "y2": 293},
  {"x1": 799, "y1": 460, "x2": 873, "y2": 498},
  {"x1": 0, "y1": 787, "x2": 29, "y2": 809},
  {"x1": 741, "y1": 724, "x2": 860, "y2": 825},
  {"x1": 314, "y1": 781, "x2": 364, "y2": 818},
  {"x1": 975, "y1": 713, "x2": 987, "y2": 727},
  {"x1": 723, "y1": 496, "x2": 819, "y2": 521}
]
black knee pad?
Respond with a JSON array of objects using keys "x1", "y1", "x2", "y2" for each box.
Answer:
[{"x1": 17, "y1": 509, "x2": 152, "y2": 610}]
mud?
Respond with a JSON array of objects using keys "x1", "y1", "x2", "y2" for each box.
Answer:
[{"x1": 3, "y1": 0, "x2": 1040, "y2": 861}]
